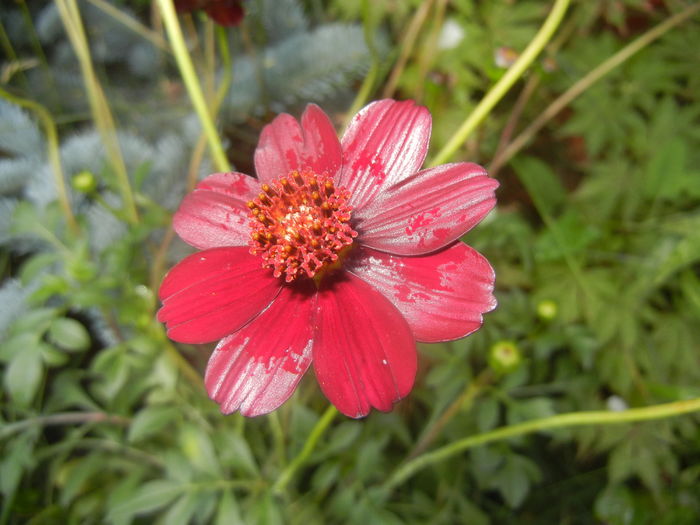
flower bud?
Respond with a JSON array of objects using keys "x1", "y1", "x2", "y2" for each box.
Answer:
[
  {"x1": 72, "y1": 171, "x2": 97, "y2": 194},
  {"x1": 536, "y1": 299, "x2": 558, "y2": 321},
  {"x1": 488, "y1": 340, "x2": 522, "y2": 374}
]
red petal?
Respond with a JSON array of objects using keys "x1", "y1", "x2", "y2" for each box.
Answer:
[
  {"x1": 356, "y1": 163, "x2": 498, "y2": 255},
  {"x1": 348, "y1": 244, "x2": 496, "y2": 343},
  {"x1": 205, "y1": 283, "x2": 316, "y2": 416},
  {"x1": 205, "y1": 0, "x2": 244, "y2": 26},
  {"x1": 313, "y1": 273, "x2": 417, "y2": 418},
  {"x1": 173, "y1": 172, "x2": 259, "y2": 250},
  {"x1": 338, "y1": 99, "x2": 431, "y2": 210},
  {"x1": 157, "y1": 247, "x2": 281, "y2": 344},
  {"x1": 254, "y1": 104, "x2": 342, "y2": 184}
]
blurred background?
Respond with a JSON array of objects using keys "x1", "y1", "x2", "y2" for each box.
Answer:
[{"x1": 1, "y1": 0, "x2": 699, "y2": 523}]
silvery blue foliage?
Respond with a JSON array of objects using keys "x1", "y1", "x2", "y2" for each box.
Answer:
[
  {"x1": 0, "y1": 279, "x2": 32, "y2": 339},
  {"x1": 224, "y1": 23, "x2": 376, "y2": 122},
  {"x1": 0, "y1": 198, "x2": 17, "y2": 244},
  {"x1": 0, "y1": 99, "x2": 43, "y2": 157},
  {"x1": 86, "y1": 194, "x2": 127, "y2": 255},
  {"x1": 249, "y1": 0, "x2": 309, "y2": 43},
  {"x1": 36, "y1": 1, "x2": 162, "y2": 78}
]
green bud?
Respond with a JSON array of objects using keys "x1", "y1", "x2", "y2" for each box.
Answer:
[
  {"x1": 72, "y1": 171, "x2": 97, "y2": 194},
  {"x1": 488, "y1": 340, "x2": 522, "y2": 374},
  {"x1": 536, "y1": 299, "x2": 558, "y2": 321}
]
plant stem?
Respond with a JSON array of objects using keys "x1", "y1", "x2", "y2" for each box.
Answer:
[
  {"x1": 86, "y1": 0, "x2": 171, "y2": 53},
  {"x1": 0, "y1": 412, "x2": 129, "y2": 440},
  {"x1": 429, "y1": 0, "x2": 571, "y2": 167},
  {"x1": 490, "y1": 2, "x2": 700, "y2": 174},
  {"x1": 408, "y1": 370, "x2": 492, "y2": 459},
  {"x1": 55, "y1": 0, "x2": 139, "y2": 224},
  {"x1": 272, "y1": 405, "x2": 337, "y2": 495},
  {"x1": 0, "y1": 87, "x2": 79, "y2": 234},
  {"x1": 156, "y1": 0, "x2": 231, "y2": 173},
  {"x1": 382, "y1": 0, "x2": 436, "y2": 99},
  {"x1": 382, "y1": 396, "x2": 700, "y2": 493}
]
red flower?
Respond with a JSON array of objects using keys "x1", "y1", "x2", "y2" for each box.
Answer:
[
  {"x1": 158, "y1": 100, "x2": 498, "y2": 418},
  {"x1": 174, "y1": 0, "x2": 245, "y2": 27}
]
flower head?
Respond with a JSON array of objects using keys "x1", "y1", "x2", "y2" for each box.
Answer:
[
  {"x1": 174, "y1": 0, "x2": 245, "y2": 27},
  {"x1": 157, "y1": 100, "x2": 498, "y2": 418}
]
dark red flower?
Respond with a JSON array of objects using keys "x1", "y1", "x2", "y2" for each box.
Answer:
[
  {"x1": 158, "y1": 100, "x2": 498, "y2": 418},
  {"x1": 174, "y1": 0, "x2": 244, "y2": 27}
]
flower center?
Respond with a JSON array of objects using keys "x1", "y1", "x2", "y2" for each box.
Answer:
[{"x1": 247, "y1": 169, "x2": 357, "y2": 282}]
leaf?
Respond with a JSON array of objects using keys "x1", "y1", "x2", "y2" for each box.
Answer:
[
  {"x1": 110, "y1": 479, "x2": 182, "y2": 518},
  {"x1": 4, "y1": 342, "x2": 44, "y2": 407},
  {"x1": 215, "y1": 490, "x2": 245, "y2": 525},
  {"x1": 127, "y1": 405, "x2": 179, "y2": 443},
  {"x1": 47, "y1": 317, "x2": 91, "y2": 352},
  {"x1": 511, "y1": 156, "x2": 567, "y2": 218}
]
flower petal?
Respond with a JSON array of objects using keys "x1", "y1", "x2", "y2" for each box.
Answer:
[
  {"x1": 157, "y1": 247, "x2": 281, "y2": 344},
  {"x1": 173, "y1": 172, "x2": 260, "y2": 250},
  {"x1": 205, "y1": 283, "x2": 316, "y2": 416},
  {"x1": 313, "y1": 273, "x2": 417, "y2": 418},
  {"x1": 356, "y1": 163, "x2": 498, "y2": 255},
  {"x1": 347, "y1": 244, "x2": 496, "y2": 343},
  {"x1": 338, "y1": 99, "x2": 431, "y2": 210},
  {"x1": 254, "y1": 104, "x2": 342, "y2": 184}
]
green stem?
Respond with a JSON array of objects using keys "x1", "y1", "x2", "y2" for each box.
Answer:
[
  {"x1": 0, "y1": 412, "x2": 129, "y2": 440},
  {"x1": 0, "y1": 88, "x2": 79, "y2": 234},
  {"x1": 382, "y1": 397, "x2": 700, "y2": 493},
  {"x1": 86, "y1": 0, "x2": 171, "y2": 53},
  {"x1": 55, "y1": 0, "x2": 139, "y2": 224},
  {"x1": 272, "y1": 405, "x2": 337, "y2": 495},
  {"x1": 490, "y1": 2, "x2": 700, "y2": 173},
  {"x1": 156, "y1": 0, "x2": 231, "y2": 173},
  {"x1": 429, "y1": 0, "x2": 571, "y2": 167}
]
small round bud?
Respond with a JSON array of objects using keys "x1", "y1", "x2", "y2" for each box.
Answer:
[
  {"x1": 72, "y1": 171, "x2": 97, "y2": 194},
  {"x1": 488, "y1": 340, "x2": 522, "y2": 375},
  {"x1": 536, "y1": 299, "x2": 558, "y2": 321}
]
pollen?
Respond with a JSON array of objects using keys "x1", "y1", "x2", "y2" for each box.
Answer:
[{"x1": 247, "y1": 168, "x2": 357, "y2": 282}]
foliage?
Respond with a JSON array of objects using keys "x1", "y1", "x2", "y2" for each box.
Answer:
[{"x1": 1, "y1": 0, "x2": 700, "y2": 523}]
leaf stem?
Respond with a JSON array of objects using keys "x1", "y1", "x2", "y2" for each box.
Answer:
[
  {"x1": 489, "y1": 2, "x2": 700, "y2": 174},
  {"x1": 0, "y1": 87, "x2": 79, "y2": 234},
  {"x1": 272, "y1": 404, "x2": 337, "y2": 495},
  {"x1": 0, "y1": 412, "x2": 129, "y2": 440},
  {"x1": 429, "y1": 0, "x2": 571, "y2": 167},
  {"x1": 55, "y1": 0, "x2": 139, "y2": 224},
  {"x1": 382, "y1": 396, "x2": 700, "y2": 493},
  {"x1": 156, "y1": 0, "x2": 231, "y2": 173}
]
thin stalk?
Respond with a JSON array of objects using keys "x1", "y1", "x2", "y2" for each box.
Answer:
[
  {"x1": 156, "y1": 0, "x2": 231, "y2": 172},
  {"x1": 488, "y1": 74, "x2": 541, "y2": 178},
  {"x1": 382, "y1": 396, "x2": 700, "y2": 493},
  {"x1": 164, "y1": 339, "x2": 205, "y2": 392},
  {"x1": 343, "y1": 62, "x2": 380, "y2": 131},
  {"x1": 0, "y1": 412, "x2": 129, "y2": 439},
  {"x1": 429, "y1": 0, "x2": 571, "y2": 167},
  {"x1": 382, "y1": 0, "x2": 435, "y2": 99},
  {"x1": 55, "y1": 0, "x2": 139, "y2": 224},
  {"x1": 408, "y1": 370, "x2": 492, "y2": 459},
  {"x1": 414, "y1": 0, "x2": 448, "y2": 101},
  {"x1": 272, "y1": 405, "x2": 337, "y2": 495},
  {"x1": 0, "y1": 87, "x2": 79, "y2": 234},
  {"x1": 86, "y1": 0, "x2": 171, "y2": 53},
  {"x1": 490, "y1": 2, "x2": 700, "y2": 173}
]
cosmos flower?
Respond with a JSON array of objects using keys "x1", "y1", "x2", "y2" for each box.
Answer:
[
  {"x1": 174, "y1": 0, "x2": 245, "y2": 27},
  {"x1": 158, "y1": 99, "x2": 498, "y2": 418}
]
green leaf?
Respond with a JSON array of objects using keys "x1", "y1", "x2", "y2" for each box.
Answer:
[
  {"x1": 4, "y1": 343, "x2": 44, "y2": 407},
  {"x1": 47, "y1": 318, "x2": 91, "y2": 352},
  {"x1": 110, "y1": 479, "x2": 182, "y2": 518},
  {"x1": 511, "y1": 156, "x2": 567, "y2": 218},
  {"x1": 128, "y1": 405, "x2": 179, "y2": 443},
  {"x1": 215, "y1": 491, "x2": 245, "y2": 525}
]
